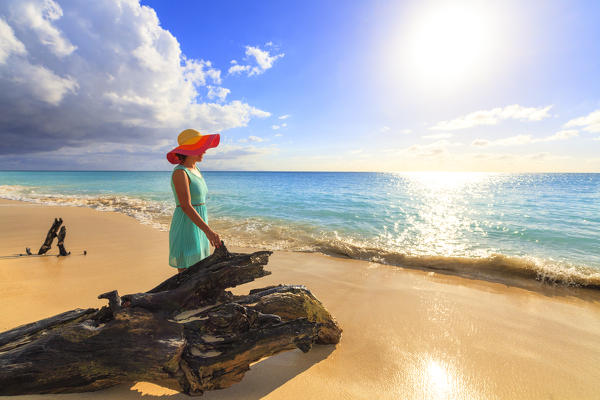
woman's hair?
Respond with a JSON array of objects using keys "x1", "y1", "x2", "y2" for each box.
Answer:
[{"x1": 175, "y1": 153, "x2": 187, "y2": 163}]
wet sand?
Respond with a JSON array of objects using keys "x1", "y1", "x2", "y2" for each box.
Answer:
[{"x1": 1, "y1": 198, "x2": 600, "y2": 399}]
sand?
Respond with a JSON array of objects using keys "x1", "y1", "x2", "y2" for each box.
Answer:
[{"x1": 1, "y1": 198, "x2": 600, "y2": 399}]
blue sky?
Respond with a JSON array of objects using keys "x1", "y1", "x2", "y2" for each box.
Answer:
[{"x1": 0, "y1": 0, "x2": 599, "y2": 171}]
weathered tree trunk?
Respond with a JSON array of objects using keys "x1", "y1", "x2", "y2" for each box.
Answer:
[
  {"x1": 37, "y1": 217, "x2": 63, "y2": 255},
  {"x1": 56, "y1": 225, "x2": 70, "y2": 256},
  {"x1": 0, "y1": 243, "x2": 342, "y2": 396}
]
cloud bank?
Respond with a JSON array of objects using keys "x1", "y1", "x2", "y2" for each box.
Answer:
[{"x1": 0, "y1": 0, "x2": 270, "y2": 161}]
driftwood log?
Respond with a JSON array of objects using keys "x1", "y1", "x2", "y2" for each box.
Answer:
[
  {"x1": 56, "y1": 225, "x2": 70, "y2": 256},
  {"x1": 0, "y1": 243, "x2": 342, "y2": 396},
  {"x1": 37, "y1": 217, "x2": 63, "y2": 255}
]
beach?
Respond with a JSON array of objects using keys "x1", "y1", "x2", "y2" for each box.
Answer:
[
  {"x1": 1, "y1": 198, "x2": 600, "y2": 399},
  {"x1": 2, "y1": 0, "x2": 600, "y2": 396}
]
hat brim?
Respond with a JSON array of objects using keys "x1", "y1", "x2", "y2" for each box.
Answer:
[{"x1": 166, "y1": 134, "x2": 220, "y2": 164}]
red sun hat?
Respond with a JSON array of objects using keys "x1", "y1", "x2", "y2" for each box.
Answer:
[{"x1": 166, "y1": 129, "x2": 220, "y2": 164}]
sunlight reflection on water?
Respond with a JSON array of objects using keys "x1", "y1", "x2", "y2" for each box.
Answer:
[{"x1": 387, "y1": 172, "x2": 505, "y2": 258}]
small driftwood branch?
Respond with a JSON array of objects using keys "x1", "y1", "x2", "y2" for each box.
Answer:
[
  {"x1": 56, "y1": 225, "x2": 70, "y2": 256},
  {"x1": 37, "y1": 218, "x2": 63, "y2": 255},
  {"x1": 0, "y1": 243, "x2": 342, "y2": 396},
  {"x1": 98, "y1": 290, "x2": 122, "y2": 313}
]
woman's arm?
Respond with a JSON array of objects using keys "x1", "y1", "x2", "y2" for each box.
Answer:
[{"x1": 172, "y1": 169, "x2": 221, "y2": 247}]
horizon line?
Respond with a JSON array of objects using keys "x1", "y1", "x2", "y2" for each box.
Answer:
[{"x1": 1, "y1": 170, "x2": 600, "y2": 174}]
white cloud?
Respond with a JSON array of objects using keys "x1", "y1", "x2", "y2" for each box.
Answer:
[
  {"x1": 227, "y1": 61, "x2": 250, "y2": 75},
  {"x1": 400, "y1": 129, "x2": 412, "y2": 135},
  {"x1": 10, "y1": 0, "x2": 76, "y2": 57},
  {"x1": 564, "y1": 109, "x2": 600, "y2": 133},
  {"x1": 544, "y1": 129, "x2": 578, "y2": 141},
  {"x1": 211, "y1": 143, "x2": 277, "y2": 160},
  {"x1": 0, "y1": 19, "x2": 26, "y2": 63},
  {"x1": 431, "y1": 104, "x2": 553, "y2": 131},
  {"x1": 471, "y1": 151, "x2": 569, "y2": 162},
  {"x1": 0, "y1": 9, "x2": 78, "y2": 106},
  {"x1": 472, "y1": 134, "x2": 534, "y2": 147},
  {"x1": 422, "y1": 133, "x2": 453, "y2": 140},
  {"x1": 400, "y1": 140, "x2": 454, "y2": 158},
  {"x1": 272, "y1": 122, "x2": 287, "y2": 130},
  {"x1": 183, "y1": 59, "x2": 221, "y2": 86},
  {"x1": 380, "y1": 126, "x2": 390, "y2": 132},
  {"x1": 0, "y1": 0, "x2": 270, "y2": 158},
  {"x1": 238, "y1": 135, "x2": 265, "y2": 143},
  {"x1": 228, "y1": 44, "x2": 284, "y2": 76},
  {"x1": 471, "y1": 130, "x2": 578, "y2": 147},
  {"x1": 246, "y1": 45, "x2": 284, "y2": 73},
  {"x1": 207, "y1": 85, "x2": 230, "y2": 102},
  {"x1": 15, "y1": 62, "x2": 79, "y2": 105},
  {"x1": 527, "y1": 152, "x2": 552, "y2": 160},
  {"x1": 278, "y1": 114, "x2": 290, "y2": 120},
  {"x1": 471, "y1": 139, "x2": 491, "y2": 147},
  {"x1": 274, "y1": 133, "x2": 283, "y2": 137}
]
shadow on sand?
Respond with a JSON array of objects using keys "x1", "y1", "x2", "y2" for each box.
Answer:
[{"x1": 1, "y1": 345, "x2": 336, "y2": 400}]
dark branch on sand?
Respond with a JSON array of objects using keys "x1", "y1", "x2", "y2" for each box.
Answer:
[
  {"x1": 56, "y1": 225, "x2": 70, "y2": 256},
  {"x1": 37, "y1": 217, "x2": 62, "y2": 255}
]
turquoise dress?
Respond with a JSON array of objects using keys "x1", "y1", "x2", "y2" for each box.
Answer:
[{"x1": 168, "y1": 164, "x2": 211, "y2": 268}]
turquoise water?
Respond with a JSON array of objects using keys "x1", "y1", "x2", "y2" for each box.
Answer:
[{"x1": 1, "y1": 171, "x2": 599, "y2": 287}]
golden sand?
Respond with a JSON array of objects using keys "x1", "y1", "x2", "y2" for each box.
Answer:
[{"x1": 1, "y1": 198, "x2": 599, "y2": 399}]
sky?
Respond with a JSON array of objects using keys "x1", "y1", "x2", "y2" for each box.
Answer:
[{"x1": 0, "y1": 0, "x2": 599, "y2": 171}]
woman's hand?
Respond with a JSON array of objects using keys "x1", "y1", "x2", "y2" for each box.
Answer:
[{"x1": 205, "y1": 228, "x2": 221, "y2": 248}]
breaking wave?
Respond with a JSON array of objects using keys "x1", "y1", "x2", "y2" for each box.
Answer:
[
  {"x1": 208, "y1": 217, "x2": 600, "y2": 290},
  {"x1": 0, "y1": 184, "x2": 171, "y2": 231}
]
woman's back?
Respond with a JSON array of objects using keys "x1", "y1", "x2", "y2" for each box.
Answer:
[{"x1": 170, "y1": 164, "x2": 207, "y2": 206}]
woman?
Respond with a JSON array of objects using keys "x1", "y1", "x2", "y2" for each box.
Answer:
[{"x1": 166, "y1": 129, "x2": 221, "y2": 273}]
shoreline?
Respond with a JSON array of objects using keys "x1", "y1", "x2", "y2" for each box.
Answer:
[
  {"x1": 1, "y1": 194, "x2": 599, "y2": 297},
  {"x1": 1, "y1": 198, "x2": 600, "y2": 399}
]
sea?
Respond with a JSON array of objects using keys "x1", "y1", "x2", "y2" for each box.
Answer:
[{"x1": 1, "y1": 171, "x2": 599, "y2": 288}]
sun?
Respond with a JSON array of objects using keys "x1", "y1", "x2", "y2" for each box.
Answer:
[{"x1": 391, "y1": 2, "x2": 501, "y2": 92}]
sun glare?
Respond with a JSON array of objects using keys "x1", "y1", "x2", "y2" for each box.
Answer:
[{"x1": 390, "y1": 2, "x2": 501, "y2": 93}]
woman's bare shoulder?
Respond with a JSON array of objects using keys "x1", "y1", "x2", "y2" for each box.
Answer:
[{"x1": 172, "y1": 168, "x2": 189, "y2": 181}]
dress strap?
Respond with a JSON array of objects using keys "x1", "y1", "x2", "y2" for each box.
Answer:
[
  {"x1": 173, "y1": 164, "x2": 201, "y2": 177},
  {"x1": 173, "y1": 164, "x2": 193, "y2": 180}
]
